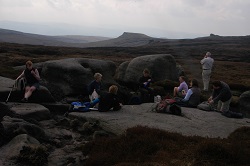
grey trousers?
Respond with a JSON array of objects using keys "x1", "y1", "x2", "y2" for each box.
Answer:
[
  {"x1": 217, "y1": 98, "x2": 232, "y2": 112},
  {"x1": 202, "y1": 70, "x2": 212, "y2": 90}
]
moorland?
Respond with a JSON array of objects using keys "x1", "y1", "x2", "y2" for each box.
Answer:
[{"x1": 0, "y1": 29, "x2": 250, "y2": 165}]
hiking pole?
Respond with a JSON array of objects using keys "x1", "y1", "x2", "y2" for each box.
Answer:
[{"x1": 5, "y1": 83, "x2": 15, "y2": 104}]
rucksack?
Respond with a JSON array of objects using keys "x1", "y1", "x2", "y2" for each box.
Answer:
[
  {"x1": 128, "y1": 92, "x2": 141, "y2": 105},
  {"x1": 197, "y1": 101, "x2": 215, "y2": 111},
  {"x1": 14, "y1": 77, "x2": 26, "y2": 91},
  {"x1": 155, "y1": 99, "x2": 182, "y2": 116}
]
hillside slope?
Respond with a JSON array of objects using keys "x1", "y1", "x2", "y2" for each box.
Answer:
[{"x1": 0, "y1": 28, "x2": 111, "y2": 46}]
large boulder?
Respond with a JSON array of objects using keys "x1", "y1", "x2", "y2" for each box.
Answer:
[
  {"x1": 40, "y1": 58, "x2": 117, "y2": 97},
  {"x1": 115, "y1": 54, "x2": 178, "y2": 86},
  {"x1": 8, "y1": 103, "x2": 51, "y2": 121},
  {"x1": 0, "y1": 134, "x2": 40, "y2": 162},
  {"x1": 0, "y1": 76, "x2": 55, "y2": 103},
  {"x1": 239, "y1": 91, "x2": 250, "y2": 118},
  {"x1": 1, "y1": 116, "x2": 47, "y2": 141}
]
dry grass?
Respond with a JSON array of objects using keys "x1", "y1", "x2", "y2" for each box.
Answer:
[
  {"x1": 82, "y1": 126, "x2": 250, "y2": 166},
  {"x1": 176, "y1": 59, "x2": 250, "y2": 91}
]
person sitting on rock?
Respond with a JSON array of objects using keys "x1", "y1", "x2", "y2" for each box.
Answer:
[
  {"x1": 16, "y1": 60, "x2": 40, "y2": 102},
  {"x1": 175, "y1": 79, "x2": 201, "y2": 107},
  {"x1": 87, "y1": 73, "x2": 102, "y2": 101},
  {"x1": 208, "y1": 80, "x2": 232, "y2": 113},
  {"x1": 173, "y1": 76, "x2": 188, "y2": 98},
  {"x1": 98, "y1": 85, "x2": 122, "y2": 112},
  {"x1": 138, "y1": 68, "x2": 154, "y2": 103}
]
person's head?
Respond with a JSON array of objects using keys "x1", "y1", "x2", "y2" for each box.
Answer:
[
  {"x1": 211, "y1": 80, "x2": 222, "y2": 89},
  {"x1": 94, "y1": 73, "x2": 102, "y2": 82},
  {"x1": 109, "y1": 85, "x2": 118, "y2": 94},
  {"x1": 179, "y1": 76, "x2": 186, "y2": 83},
  {"x1": 143, "y1": 68, "x2": 150, "y2": 77},
  {"x1": 191, "y1": 79, "x2": 199, "y2": 87},
  {"x1": 206, "y1": 52, "x2": 211, "y2": 57},
  {"x1": 26, "y1": 60, "x2": 33, "y2": 70}
]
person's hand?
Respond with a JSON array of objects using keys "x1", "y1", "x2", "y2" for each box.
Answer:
[
  {"x1": 208, "y1": 97, "x2": 212, "y2": 102},
  {"x1": 31, "y1": 70, "x2": 35, "y2": 75},
  {"x1": 143, "y1": 82, "x2": 147, "y2": 85},
  {"x1": 208, "y1": 100, "x2": 214, "y2": 104},
  {"x1": 119, "y1": 103, "x2": 123, "y2": 107},
  {"x1": 181, "y1": 90, "x2": 186, "y2": 95},
  {"x1": 148, "y1": 79, "x2": 151, "y2": 82}
]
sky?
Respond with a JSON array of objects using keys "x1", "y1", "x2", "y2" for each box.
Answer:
[{"x1": 0, "y1": 0, "x2": 250, "y2": 38}]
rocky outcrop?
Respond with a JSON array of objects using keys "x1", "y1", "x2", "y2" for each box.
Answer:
[
  {"x1": 40, "y1": 58, "x2": 117, "y2": 97},
  {"x1": 68, "y1": 103, "x2": 250, "y2": 138},
  {"x1": 0, "y1": 134, "x2": 41, "y2": 164},
  {"x1": 9, "y1": 103, "x2": 51, "y2": 121},
  {"x1": 240, "y1": 91, "x2": 250, "y2": 118},
  {"x1": 0, "y1": 76, "x2": 55, "y2": 103},
  {"x1": 115, "y1": 54, "x2": 178, "y2": 86},
  {"x1": 1, "y1": 116, "x2": 47, "y2": 141}
]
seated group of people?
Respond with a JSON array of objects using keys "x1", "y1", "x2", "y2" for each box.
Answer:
[
  {"x1": 172, "y1": 75, "x2": 232, "y2": 113},
  {"x1": 15, "y1": 61, "x2": 232, "y2": 114},
  {"x1": 84, "y1": 73, "x2": 122, "y2": 112}
]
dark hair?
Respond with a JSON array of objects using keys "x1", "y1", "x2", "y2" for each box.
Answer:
[
  {"x1": 179, "y1": 76, "x2": 186, "y2": 81},
  {"x1": 192, "y1": 79, "x2": 199, "y2": 87},
  {"x1": 212, "y1": 80, "x2": 222, "y2": 87}
]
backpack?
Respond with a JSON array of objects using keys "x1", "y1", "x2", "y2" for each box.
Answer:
[
  {"x1": 197, "y1": 101, "x2": 215, "y2": 111},
  {"x1": 128, "y1": 92, "x2": 142, "y2": 105},
  {"x1": 155, "y1": 99, "x2": 182, "y2": 116},
  {"x1": 14, "y1": 77, "x2": 26, "y2": 91}
]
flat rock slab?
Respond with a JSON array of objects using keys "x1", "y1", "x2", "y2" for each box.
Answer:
[
  {"x1": 9, "y1": 103, "x2": 50, "y2": 121},
  {"x1": 68, "y1": 103, "x2": 250, "y2": 138}
]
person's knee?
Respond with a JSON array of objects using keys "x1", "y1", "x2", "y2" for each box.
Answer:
[{"x1": 29, "y1": 87, "x2": 36, "y2": 92}]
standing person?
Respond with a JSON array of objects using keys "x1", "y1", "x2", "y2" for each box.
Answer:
[
  {"x1": 98, "y1": 85, "x2": 122, "y2": 112},
  {"x1": 87, "y1": 73, "x2": 102, "y2": 101},
  {"x1": 208, "y1": 80, "x2": 232, "y2": 113},
  {"x1": 139, "y1": 68, "x2": 154, "y2": 103},
  {"x1": 175, "y1": 79, "x2": 201, "y2": 107},
  {"x1": 173, "y1": 76, "x2": 188, "y2": 98},
  {"x1": 16, "y1": 60, "x2": 40, "y2": 102},
  {"x1": 200, "y1": 52, "x2": 214, "y2": 91}
]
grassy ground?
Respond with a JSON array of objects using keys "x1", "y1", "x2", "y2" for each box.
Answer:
[
  {"x1": 1, "y1": 43, "x2": 250, "y2": 165},
  {"x1": 82, "y1": 126, "x2": 250, "y2": 166}
]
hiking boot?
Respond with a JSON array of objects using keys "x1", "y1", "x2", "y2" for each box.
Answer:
[{"x1": 21, "y1": 98, "x2": 28, "y2": 103}]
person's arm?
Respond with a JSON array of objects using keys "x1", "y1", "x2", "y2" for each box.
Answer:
[
  {"x1": 112, "y1": 96, "x2": 122, "y2": 111},
  {"x1": 31, "y1": 69, "x2": 40, "y2": 81},
  {"x1": 16, "y1": 70, "x2": 25, "y2": 81},
  {"x1": 178, "y1": 82, "x2": 184, "y2": 92},
  {"x1": 182, "y1": 89, "x2": 193, "y2": 102},
  {"x1": 87, "y1": 81, "x2": 94, "y2": 95}
]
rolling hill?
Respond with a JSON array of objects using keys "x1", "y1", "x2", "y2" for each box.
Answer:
[{"x1": 0, "y1": 28, "x2": 111, "y2": 47}]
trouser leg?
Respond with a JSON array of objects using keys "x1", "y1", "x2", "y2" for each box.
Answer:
[
  {"x1": 202, "y1": 70, "x2": 211, "y2": 91},
  {"x1": 218, "y1": 98, "x2": 231, "y2": 113}
]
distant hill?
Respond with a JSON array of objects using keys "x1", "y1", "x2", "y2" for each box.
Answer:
[
  {"x1": 1, "y1": 28, "x2": 250, "y2": 61},
  {"x1": 79, "y1": 32, "x2": 167, "y2": 47},
  {"x1": 0, "y1": 28, "x2": 166, "y2": 48},
  {"x1": 0, "y1": 28, "x2": 111, "y2": 47}
]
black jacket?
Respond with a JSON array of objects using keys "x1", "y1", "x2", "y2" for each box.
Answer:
[
  {"x1": 88, "y1": 80, "x2": 101, "y2": 95},
  {"x1": 98, "y1": 92, "x2": 121, "y2": 112},
  {"x1": 212, "y1": 81, "x2": 232, "y2": 103},
  {"x1": 24, "y1": 68, "x2": 39, "y2": 86}
]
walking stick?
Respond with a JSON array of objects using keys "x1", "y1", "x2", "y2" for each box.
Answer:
[{"x1": 5, "y1": 83, "x2": 16, "y2": 103}]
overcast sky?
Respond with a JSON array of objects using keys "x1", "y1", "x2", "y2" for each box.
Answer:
[{"x1": 0, "y1": 0, "x2": 250, "y2": 38}]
